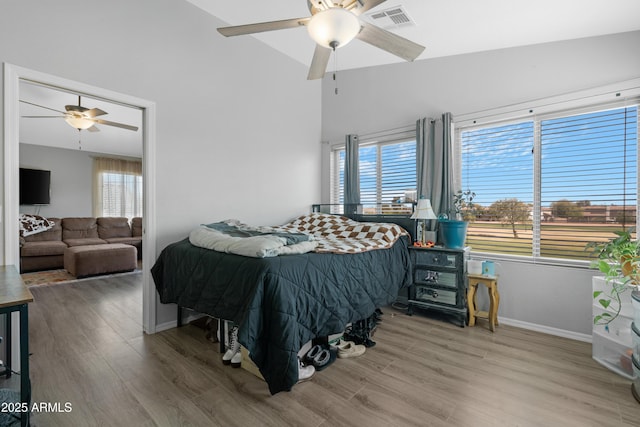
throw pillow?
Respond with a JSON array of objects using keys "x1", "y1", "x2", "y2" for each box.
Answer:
[{"x1": 19, "y1": 214, "x2": 55, "y2": 237}]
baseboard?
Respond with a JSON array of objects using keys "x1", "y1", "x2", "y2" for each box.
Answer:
[
  {"x1": 155, "y1": 312, "x2": 592, "y2": 343},
  {"x1": 154, "y1": 312, "x2": 206, "y2": 333},
  {"x1": 499, "y1": 316, "x2": 592, "y2": 343}
]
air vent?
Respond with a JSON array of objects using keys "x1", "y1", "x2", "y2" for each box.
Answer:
[{"x1": 365, "y1": 5, "x2": 415, "y2": 29}]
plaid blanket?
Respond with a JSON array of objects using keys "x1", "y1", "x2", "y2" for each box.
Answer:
[{"x1": 274, "y1": 213, "x2": 408, "y2": 254}]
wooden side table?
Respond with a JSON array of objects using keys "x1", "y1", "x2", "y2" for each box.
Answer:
[{"x1": 467, "y1": 274, "x2": 499, "y2": 332}]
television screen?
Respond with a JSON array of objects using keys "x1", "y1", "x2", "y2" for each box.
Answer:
[{"x1": 20, "y1": 168, "x2": 51, "y2": 205}]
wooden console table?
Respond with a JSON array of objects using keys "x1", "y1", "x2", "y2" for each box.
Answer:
[{"x1": 0, "y1": 265, "x2": 34, "y2": 426}]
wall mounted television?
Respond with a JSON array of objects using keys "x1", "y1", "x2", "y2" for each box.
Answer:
[{"x1": 20, "y1": 168, "x2": 51, "y2": 205}]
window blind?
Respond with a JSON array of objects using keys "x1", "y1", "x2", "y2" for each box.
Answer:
[
  {"x1": 460, "y1": 104, "x2": 638, "y2": 262},
  {"x1": 93, "y1": 157, "x2": 143, "y2": 219},
  {"x1": 539, "y1": 106, "x2": 637, "y2": 259},
  {"x1": 331, "y1": 137, "x2": 417, "y2": 214},
  {"x1": 330, "y1": 149, "x2": 345, "y2": 211},
  {"x1": 461, "y1": 121, "x2": 534, "y2": 256}
]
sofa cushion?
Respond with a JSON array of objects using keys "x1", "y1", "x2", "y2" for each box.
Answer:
[
  {"x1": 20, "y1": 240, "x2": 67, "y2": 257},
  {"x1": 62, "y1": 218, "x2": 100, "y2": 240},
  {"x1": 64, "y1": 238, "x2": 107, "y2": 247},
  {"x1": 97, "y1": 217, "x2": 132, "y2": 239},
  {"x1": 104, "y1": 237, "x2": 142, "y2": 246},
  {"x1": 132, "y1": 217, "x2": 142, "y2": 237},
  {"x1": 22, "y1": 217, "x2": 62, "y2": 242}
]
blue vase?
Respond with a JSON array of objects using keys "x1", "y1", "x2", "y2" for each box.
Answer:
[{"x1": 439, "y1": 220, "x2": 468, "y2": 249}]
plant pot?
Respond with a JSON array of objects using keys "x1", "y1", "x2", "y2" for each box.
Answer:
[{"x1": 439, "y1": 220, "x2": 468, "y2": 249}]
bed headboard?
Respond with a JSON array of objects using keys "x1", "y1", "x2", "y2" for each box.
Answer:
[{"x1": 311, "y1": 204, "x2": 417, "y2": 243}]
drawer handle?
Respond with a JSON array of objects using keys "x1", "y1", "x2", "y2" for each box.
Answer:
[{"x1": 423, "y1": 271, "x2": 439, "y2": 283}]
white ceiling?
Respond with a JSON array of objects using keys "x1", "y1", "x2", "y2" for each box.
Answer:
[
  {"x1": 188, "y1": 0, "x2": 640, "y2": 72},
  {"x1": 18, "y1": 0, "x2": 639, "y2": 157},
  {"x1": 19, "y1": 81, "x2": 143, "y2": 158}
]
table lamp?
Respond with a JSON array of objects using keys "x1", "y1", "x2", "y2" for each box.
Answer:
[{"x1": 410, "y1": 198, "x2": 438, "y2": 245}]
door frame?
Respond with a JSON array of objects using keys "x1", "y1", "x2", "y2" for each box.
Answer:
[{"x1": 3, "y1": 63, "x2": 158, "y2": 334}]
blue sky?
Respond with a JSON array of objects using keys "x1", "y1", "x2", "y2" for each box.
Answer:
[{"x1": 461, "y1": 106, "x2": 638, "y2": 208}]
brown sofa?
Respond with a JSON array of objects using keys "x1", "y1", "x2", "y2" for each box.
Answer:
[{"x1": 20, "y1": 217, "x2": 142, "y2": 273}]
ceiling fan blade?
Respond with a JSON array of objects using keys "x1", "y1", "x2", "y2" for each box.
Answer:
[
  {"x1": 307, "y1": 45, "x2": 332, "y2": 80},
  {"x1": 91, "y1": 118, "x2": 138, "y2": 132},
  {"x1": 352, "y1": 0, "x2": 387, "y2": 15},
  {"x1": 87, "y1": 125, "x2": 100, "y2": 132},
  {"x1": 218, "y1": 17, "x2": 310, "y2": 37},
  {"x1": 85, "y1": 108, "x2": 108, "y2": 118},
  {"x1": 357, "y1": 22, "x2": 425, "y2": 61},
  {"x1": 19, "y1": 100, "x2": 66, "y2": 114}
]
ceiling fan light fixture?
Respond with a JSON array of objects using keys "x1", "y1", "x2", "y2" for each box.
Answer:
[
  {"x1": 307, "y1": 7, "x2": 361, "y2": 49},
  {"x1": 64, "y1": 115, "x2": 94, "y2": 130}
]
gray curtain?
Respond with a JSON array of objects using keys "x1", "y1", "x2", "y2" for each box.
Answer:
[
  {"x1": 416, "y1": 113, "x2": 453, "y2": 228},
  {"x1": 344, "y1": 134, "x2": 360, "y2": 214}
]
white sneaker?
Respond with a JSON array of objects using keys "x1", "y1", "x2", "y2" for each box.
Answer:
[
  {"x1": 298, "y1": 359, "x2": 315, "y2": 383},
  {"x1": 222, "y1": 325, "x2": 240, "y2": 365},
  {"x1": 230, "y1": 349, "x2": 242, "y2": 368},
  {"x1": 336, "y1": 340, "x2": 366, "y2": 358}
]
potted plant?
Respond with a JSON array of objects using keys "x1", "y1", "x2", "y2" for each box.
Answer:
[
  {"x1": 439, "y1": 189, "x2": 475, "y2": 249},
  {"x1": 586, "y1": 228, "x2": 640, "y2": 326}
]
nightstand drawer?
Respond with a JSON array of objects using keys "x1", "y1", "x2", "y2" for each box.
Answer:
[
  {"x1": 413, "y1": 250, "x2": 457, "y2": 268},
  {"x1": 414, "y1": 268, "x2": 457, "y2": 288},
  {"x1": 413, "y1": 286, "x2": 457, "y2": 306}
]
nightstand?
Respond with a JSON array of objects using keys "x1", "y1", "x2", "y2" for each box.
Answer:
[
  {"x1": 467, "y1": 274, "x2": 499, "y2": 332},
  {"x1": 407, "y1": 246, "x2": 467, "y2": 327}
]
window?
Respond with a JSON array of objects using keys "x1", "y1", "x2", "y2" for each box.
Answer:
[
  {"x1": 331, "y1": 136, "x2": 417, "y2": 214},
  {"x1": 93, "y1": 158, "x2": 143, "y2": 219},
  {"x1": 459, "y1": 103, "x2": 638, "y2": 262},
  {"x1": 460, "y1": 121, "x2": 534, "y2": 256}
]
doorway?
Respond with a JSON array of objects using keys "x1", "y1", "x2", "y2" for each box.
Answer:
[{"x1": 3, "y1": 64, "x2": 157, "y2": 335}]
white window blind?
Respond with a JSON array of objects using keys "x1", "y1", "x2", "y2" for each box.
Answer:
[
  {"x1": 331, "y1": 136, "x2": 416, "y2": 214},
  {"x1": 93, "y1": 157, "x2": 143, "y2": 219},
  {"x1": 539, "y1": 107, "x2": 637, "y2": 259},
  {"x1": 460, "y1": 104, "x2": 638, "y2": 262},
  {"x1": 461, "y1": 121, "x2": 534, "y2": 256},
  {"x1": 100, "y1": 172, "x2": 143, "y2": 219},
  {"x1": 330, "y1": 149, "x2": 345, "y2": 213}
]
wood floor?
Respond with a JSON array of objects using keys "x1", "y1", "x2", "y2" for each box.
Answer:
[{"x1": 16, "y1": 274, "x2": 640, "y2": 426}]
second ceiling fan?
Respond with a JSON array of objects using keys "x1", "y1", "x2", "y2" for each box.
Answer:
[
  {"x1": 21, "y1": 96, "x2": 139, "y2": 132},
  {"x1": 217, "y1": 0, "x2": 425, "y2": 80}
]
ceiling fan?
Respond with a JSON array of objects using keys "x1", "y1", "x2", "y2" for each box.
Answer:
[
  {"x1": 20, "y1": 96, "x2": 139, "y2": 132},
  {"x1": 217, "y1": 0, "x2": 425, "y2": 80}
]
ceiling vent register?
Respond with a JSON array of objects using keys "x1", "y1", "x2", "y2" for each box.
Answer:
[{"x1": 366, "y1": 6, "x2": 415, "y2": 29}]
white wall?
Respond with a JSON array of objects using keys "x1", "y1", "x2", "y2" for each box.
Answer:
[
  {"x1": 1, "y1": 0, "x2": 322, "y2": 325},
  {"x1": 320, "y1": 31, "x2": 640, "y2": 338},
  {"x1": 19, "y1": 144, "x2": 95, "y2": 217}
]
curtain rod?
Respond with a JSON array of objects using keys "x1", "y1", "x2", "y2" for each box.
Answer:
[{"x1": 329, "y1": 115, "x2": 446, "y2": 146}]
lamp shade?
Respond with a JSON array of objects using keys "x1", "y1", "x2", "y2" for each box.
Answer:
[
  {"x1": 65, "y1": 116, "x2": 94, "y2": 130},
  {"x1": 307, "y1": 8, "x2": 361, "y2": 49},
  {"x1": 410, "y1": 199, "x2": 438, "y2": 220}
]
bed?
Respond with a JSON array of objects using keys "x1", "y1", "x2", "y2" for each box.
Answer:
[{"x1": 151, "y1": 212, "x2": 413, "y2": 394}]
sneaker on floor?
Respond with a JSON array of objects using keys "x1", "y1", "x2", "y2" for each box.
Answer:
[
  {"x1": 298, "y1": 359, "x2": 315, "y2": 383},
  {"x1": 336, "y1": 340, "x2": 366, "y2": 358},
  {"x1": 230, "y1": 349, "x2": 242, "y2": 368},
  {"x1": 222, "y1": 325, "x2": 240, "y2": 365}
]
